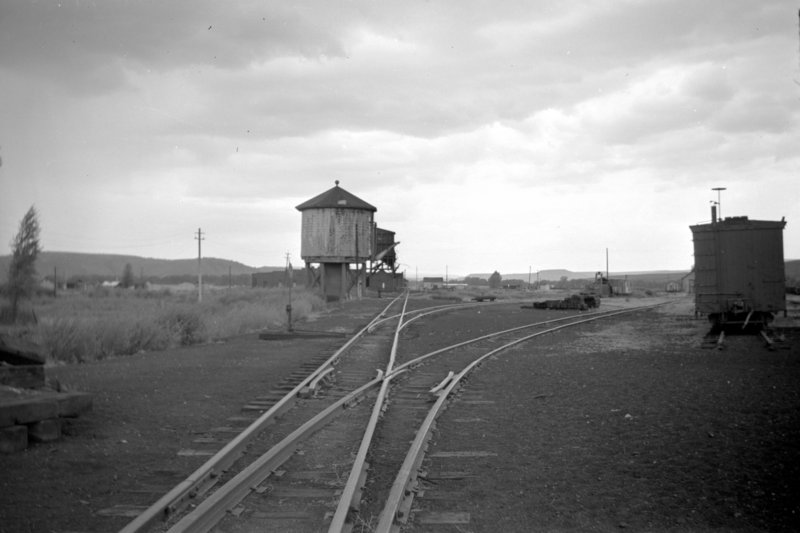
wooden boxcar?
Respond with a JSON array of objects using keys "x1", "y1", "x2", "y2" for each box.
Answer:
[{"x1": 690, "y1": 215, "x2": 786, "y2": 326}]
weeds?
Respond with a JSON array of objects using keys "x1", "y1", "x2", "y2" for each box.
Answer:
[{"x1": 0, "y1": 286, "x2": 325, "y2": 363}]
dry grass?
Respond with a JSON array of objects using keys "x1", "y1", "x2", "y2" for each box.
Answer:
[{"x1": 0, "y1": 286, "x2": 325, "y2": 363}]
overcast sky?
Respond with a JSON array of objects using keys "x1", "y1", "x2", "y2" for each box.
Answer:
[{"x1": 1, "y1": 1, "x2": 798, "y2": 277}]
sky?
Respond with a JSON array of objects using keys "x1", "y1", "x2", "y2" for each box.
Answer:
[{"x1": 1, "y1": 1, "x2": 798, "y2": 278}]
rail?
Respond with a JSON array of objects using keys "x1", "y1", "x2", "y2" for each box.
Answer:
[
  {"x1": 375, "y1": 302, "x2": 668, "y2": 532},
  {"x1": 119, "y1": 293, "x2": 405, "y2": 533},
  {"x1": 327, "y1": 291, "x2": 411, "y2": 532},
  {"x1": 123, "y1": 298, "x2": 667, "y2": 532}
]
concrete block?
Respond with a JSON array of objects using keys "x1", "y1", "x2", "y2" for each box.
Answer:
[
  {"x1": 0, "y1": 335, "x2": 45, "y2": 365},
  {"x1": 0, "y1": 398, "x2": 58, "y2": 427},
  {"x1": 0, "y1": 425, "x2": 28, "y2": 453},
  {"x1": 55, "y1": 392, "x2": 93, "y2": 417},
  {"x1": 0, "y1": 365, "x2": 45, "y2": 388},
  {"x1": 27, "y1": 418, "x2": 61, "y2": 443}
]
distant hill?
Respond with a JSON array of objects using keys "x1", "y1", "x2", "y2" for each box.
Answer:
[
  {"x1": 467, "y1": 270, "x2": 593, "y2": 281},
  {"x1": 1, "y1": 252, "x2": 797, "y2": 287},
  {"x1": 467, "y1": 269, "x2": 689, "y2": 282},
  {"x1": 787, "y1": 259, "x2": 800, "y2": 282},
  {"x1": 472, "y1": 262, "x2": 800, "y2": 287},
  {"x1": 0, "y1": 251, "x2": 282, "y2": 283}
]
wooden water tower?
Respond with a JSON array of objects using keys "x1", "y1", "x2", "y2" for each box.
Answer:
[{"x1": 296, "y1": 181, "x2": 376, "y2": 301}]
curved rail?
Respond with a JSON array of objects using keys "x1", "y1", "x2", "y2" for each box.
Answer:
[
  {"x1": 370, "y1": 299, "x2": 505, "y2": 332},
  {"x1": 167, "y1": 376, "x2": 385, "y2": 533},
  {"x1": 393, "y1": 305, "x2": 643, "y2": 374},
  {"x1": 375, "y1": 302, "x2": 668, "y2": 531},
  {"x1": 119, "y1": 294, "x2": 404, "y2": 533},
  {"x1": 327, "y1": 291, "x2": 411, "y2": 532},
  {"x1": 126, "y1": 298, "x2": 666, "y2": 532}
]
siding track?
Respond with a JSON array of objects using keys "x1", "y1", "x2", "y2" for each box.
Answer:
[{"x1": 119, "y1": 296, "x2": 666, "y2": 533}]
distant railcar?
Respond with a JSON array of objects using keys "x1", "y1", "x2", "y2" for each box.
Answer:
[{"x1": 690, "y1": 213, "x2": 786, "y2": 326}]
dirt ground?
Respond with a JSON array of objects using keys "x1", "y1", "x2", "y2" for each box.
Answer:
[
  {"x1": 1, "y1": 295, "x2": 799, "y2": 532},
  {"x1": 407, "y1": 298, "x2": 800, "y2": 532}
]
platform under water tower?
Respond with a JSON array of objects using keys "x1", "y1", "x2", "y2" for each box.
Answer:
[{"x1": 296, "y1": 181, "x2": 376, "y2": 302}]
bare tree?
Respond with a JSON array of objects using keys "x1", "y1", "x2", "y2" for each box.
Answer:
[{"x1": 7, "y1": 206, "x2": 42, "y2": 322}]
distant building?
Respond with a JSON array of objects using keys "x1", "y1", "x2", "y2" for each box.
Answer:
[
  {"x1": 665, "y1": 281, "x2": 681, "y2": 292},
  {"x1": 609, "y1": 277, "x2": 632, "y2": 295},
  {"x1": 422, "y1": 277, "x2": 445, "y2": 290}
]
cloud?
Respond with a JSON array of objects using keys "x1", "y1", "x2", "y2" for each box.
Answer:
[{"x1": 1, "y1": 1, "x2": 798, "y2": 273}]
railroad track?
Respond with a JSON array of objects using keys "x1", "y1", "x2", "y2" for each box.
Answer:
[{"x1": 120, "y1": 295, "x2": 666, "y2": 533}]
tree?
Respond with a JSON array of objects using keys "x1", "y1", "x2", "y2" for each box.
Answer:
[
  {"x1": 121, "y1": 263, "x2": 135, "y2": 288},
  {"x1": 464, "y1": 276, "x2": 488, "y2": 287},
  {"x1": 488, "y1": 270, "x2": 502, "y2": 289},
  {"x1": 7, "y1": 206, "x2": 42, "y2": 322}
]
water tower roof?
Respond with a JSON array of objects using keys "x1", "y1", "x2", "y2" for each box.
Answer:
[{"x1": 295, "y1": 181, "x2": 377, "y2": 212}]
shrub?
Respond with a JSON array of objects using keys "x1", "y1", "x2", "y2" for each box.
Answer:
[
  {"x1": 161, "y1": 307, "x2": 205, "y2": 346},
  {"x1": 1, "y1": 286, "x2": 329, "y2": 363},
  {"x1": 38, "y1": 318, "x2": 100, "y2": 364}
]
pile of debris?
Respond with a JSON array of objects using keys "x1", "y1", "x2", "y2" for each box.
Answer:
[
  {"x1": 0, "y1": 335, "x2": 92, "y2": 453},
  {"x1": 522, "y1": 293, "x2": 600, "y2": 311}
]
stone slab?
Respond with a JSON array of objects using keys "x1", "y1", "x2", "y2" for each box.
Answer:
[
  {"x1": 55, "y1": 392, "x2": 93, "y2": 417},
  {"x1": 0, "y1": 397, "x2": 58, "y2": 427},
  {"x1": 0, "y1": 425, "x2": 28, "y2": 453},
  {"x1": 28, "y1": 418, "x2": 61, "y2": 443},
  {"x1": 0, "y1": 391, "x2": 93, "y2": 428},
  {"x1": 0, "y1": 365, "x2": 45, "y2": 389},
  {"x1": 0, "y1": 335, "x2": 45, "y2": 365}
]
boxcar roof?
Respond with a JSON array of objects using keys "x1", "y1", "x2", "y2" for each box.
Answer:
[
  {"x1": 296, "y1": 182, "x2": 377, "y2": 212},
  {"x1": 690, "y1": 216, "x2": 786, "y2": 233}
]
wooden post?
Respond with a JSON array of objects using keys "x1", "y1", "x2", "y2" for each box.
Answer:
[{"x1": 341, "y1": 262, "x2": 347, "y2": 301}]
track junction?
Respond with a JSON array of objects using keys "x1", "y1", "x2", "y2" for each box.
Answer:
[{"x1": 119, "y1": 294, "x2": 669, "y2": 533}]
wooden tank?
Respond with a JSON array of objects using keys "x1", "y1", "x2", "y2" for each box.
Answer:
[
  {"x1": 690, "y1": 215, "x2": 786, "y2": 324},
  {"x1": 296, "y1": 182, "x2": 375, "y2": 262},
  {"x1": 296, "y1": 182, "x2": 376, "y2": 301}
]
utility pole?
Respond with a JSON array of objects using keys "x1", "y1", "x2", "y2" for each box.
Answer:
[
  {"x1": 285, "y1": 252, "x2": 293, "y2": 331},
  {"x1": 195, "y1": 228, "x2": 204, "y2": 303}
]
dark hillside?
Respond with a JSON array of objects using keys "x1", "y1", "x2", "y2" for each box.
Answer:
[
  {"x1": 0, "y1": 251, "x2": 281, "y2": 283},
  {"x1": 786, "y1": 260, "x2": 800, "y2": 286}
]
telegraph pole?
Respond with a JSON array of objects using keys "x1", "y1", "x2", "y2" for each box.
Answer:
[
  {"x1": 195, "y1": 228, "x2": 204, "y2": 302},
  {"x1": 285, "y1": 252, "x2": 293, "y2": 331}
]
